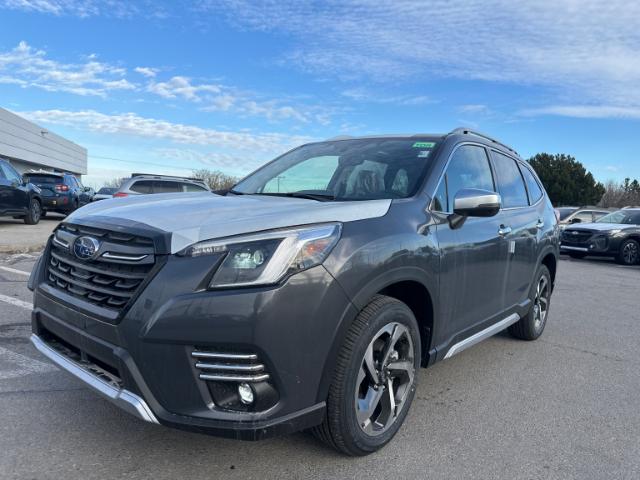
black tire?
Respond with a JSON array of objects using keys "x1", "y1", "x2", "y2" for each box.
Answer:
[
  {"x1": 616, "y1": 239, "x2": 640, "y2": 266},
  {"x1": 509, "y1": 265, "x2": 551, "y2": 341},
  {"x1": 312, "y1": 295, "x2": 421, "y2": 456},
  {"x1": 568, "y1": 252, "x2": 587, "y2": 259},
  {"x1": 24, "y1": 198, "x2": 41, "y2": 225}
]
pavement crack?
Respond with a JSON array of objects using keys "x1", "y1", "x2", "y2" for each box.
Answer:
[{"x1": 539, "y1": 339, "x2": 628, "y2": 364}]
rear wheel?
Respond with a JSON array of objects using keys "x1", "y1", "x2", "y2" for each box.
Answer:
[
  {"x1": 24, "y1": 198, "x2": 41, "y2": 225},
  {"x1": 617, "y1": 239, "x2": 640, "y2": 266},
  {"x1": 312, "y1": 295, "x2": 420, "y2": 456},
  {"x1": 508, "y1": 265, "x2": 551, "y2": 341}
]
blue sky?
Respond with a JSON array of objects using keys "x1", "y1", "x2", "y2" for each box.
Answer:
[{"x1": 1, "y1": 0, "x2": 639, "y2": 188}]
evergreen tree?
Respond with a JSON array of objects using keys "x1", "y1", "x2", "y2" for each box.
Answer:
[{"x1": 528, "y1": 153, "x2": 605, "y2": 206}]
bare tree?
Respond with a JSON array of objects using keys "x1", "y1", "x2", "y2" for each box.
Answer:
[
  {"x1": 102, "y1": 177, "x2": 127, "y2": 188},
  {"x1": 599, "y1": 178, "x2": 640, "y2": 208},
  {"x1": 191, "y1": 169, "x2": 238, "y2": 191}
]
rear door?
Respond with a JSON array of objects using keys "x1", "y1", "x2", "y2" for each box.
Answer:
[
  {"x1": 433, "y1": 144, "x2": 509, "y2": 342},
  {"x1": 490, "y1": 151, "x2": 539, "y2": 310}
]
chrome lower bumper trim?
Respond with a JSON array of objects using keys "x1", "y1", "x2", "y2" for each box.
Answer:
[
  {"x1": 30, "y1": 334, "x2": 159, "y2": 424},
  {"x1": 444, "y1": 313, "x2": 520, "y2": 359},
  {"x1": 560, "y1": 245, "x2": 589, "y2": 252}
]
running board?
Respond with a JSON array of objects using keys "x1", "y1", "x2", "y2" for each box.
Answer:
[{"x1": 444, "y1": 313, "x2": 520, "y2": 359}]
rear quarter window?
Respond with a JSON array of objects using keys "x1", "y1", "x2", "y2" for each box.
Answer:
[
  {"x1": 130, "y1": 180, "x2": 153, "y2": 194},
  {"x1": 519, "y1": 165, "x2": 543, "y2": 204}
]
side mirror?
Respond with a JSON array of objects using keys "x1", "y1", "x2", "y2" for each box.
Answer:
[
  {"x1": 570, "y1": 217, "x2": 581, "y2": 224},
  {"x1": 453, "y1": 189, "x2": 501, "y2": 218}
]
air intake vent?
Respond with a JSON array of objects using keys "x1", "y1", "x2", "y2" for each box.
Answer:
[{"x1": 192, "y1": 350, "x2": 270, "y2": 382}]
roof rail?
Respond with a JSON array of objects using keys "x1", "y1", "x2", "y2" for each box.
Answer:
[
  {"x1": 448, "y1": 128, "x2": 518, "y2": 156},
  {"x1": 131, "y1": 173, "x2": 204, "y2": 182}
]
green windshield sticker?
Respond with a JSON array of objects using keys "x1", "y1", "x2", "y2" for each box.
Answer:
[{"x1": 412, "y1": 142, "x2": 435, "y2": 148}]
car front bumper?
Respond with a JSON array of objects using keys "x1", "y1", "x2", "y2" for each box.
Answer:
[{"x1": 30, "y1": 252, "x2": 357, "y2": 439}]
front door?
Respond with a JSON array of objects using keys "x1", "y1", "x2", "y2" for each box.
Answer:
[{"x1": 432, "y1": 144, "x2": 509, "y2": 346}]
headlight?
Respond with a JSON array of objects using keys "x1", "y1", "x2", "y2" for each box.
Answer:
[{"x1": 179, "y1": 223, "x2": 342, "y2": 288}]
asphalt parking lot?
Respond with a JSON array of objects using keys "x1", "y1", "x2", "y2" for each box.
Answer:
[
  {"x1": 0, "y1": 214, "x2": 63, "y2": 253},
  {"x1": 0, "y1": 254, "x2": 638, "y2": 479}
]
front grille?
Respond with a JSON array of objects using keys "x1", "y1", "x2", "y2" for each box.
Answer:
[
  {"x1": 192, "y1": 349, "x2": 270, "y2": 382},
  {"x1": 46, "y1": 224, "x2": 155, "y2": 313},
  {"x1": 562, "y1": 230, "x2": 593, "y2": 244}
]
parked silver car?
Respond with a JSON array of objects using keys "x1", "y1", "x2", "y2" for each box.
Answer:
[{"x1": 113, "y1": 174, "x2": 211, "y2": 198}]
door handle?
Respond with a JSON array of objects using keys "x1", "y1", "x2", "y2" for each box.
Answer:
[
  {"x1": 498, "y1": 225, "x2": 512, "y2": 236},
  {"x1": 536, "y1": 219, "x2": 544, "y2": 229}
]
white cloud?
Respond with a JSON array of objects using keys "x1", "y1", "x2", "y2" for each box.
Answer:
[
  {"x1": 209, "y1": 0, "x2": 640, "y2": 117},
  {"x1": 134, "y1": 66, "x2": 158, "y2": 78},
  {"x1": 154, "y1": 148, "x2": 259, "y2": 172},
  {"x1": 341, "y1": 88, "x2": 434, "y2": 106},
  {"x1": 147, "y1": 76, "x2": 221, "y2": 101},
  {"x1": 19, "y1": 109, "x2": 315, "y2": 154},
  {"x1": 0, "y1": 41, "x2": 135, "y2": 97},
  {"x1": 521, "y1": 105, "x2": 640, "y2": 120},
  {"x1": 0, "y1": 0, "x2": 140, "y2": 17}
]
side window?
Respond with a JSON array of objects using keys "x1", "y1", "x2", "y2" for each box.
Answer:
[
  {"x1": 153, "y1": 181, "x2": 182, "y2": 193},
  {"x1": 436, "y1": 145, "x2": 494, "y2": 212},
  {"x1": 130, "y1": 180, "x2": 153, "y2": 194},
  {"x1": 1, "y1": 162, "x2": 22, "y2": 183},
  {"x1": 432, "y1": 178, "x2": 448, "y2": 212},
  {"x1": 520, "y1": 164, "x2": 543, "y2": 204},
  {"x1": 573, "y1": 211, "x2": 594, "y2": 223},
  {"x1": 183, "y1": 183, "x2": 208, "y2": 192},
  {"x1": 492, "y1": 152, "x2": 529, "y2": 208},
  {"x1": 593, "y1": 211, "x2": 608, "y2": 221}
]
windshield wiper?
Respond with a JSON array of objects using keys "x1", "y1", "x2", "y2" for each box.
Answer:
[{"x1": 252, "y1": 191, "x2": 336, "y2": 202}]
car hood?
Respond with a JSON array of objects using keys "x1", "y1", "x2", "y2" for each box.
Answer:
[
  {"x1": 65, "y1": 192, "x2": 392, "y2": 253},
  {"x1": 565, "y1": 223, "x2": 632, "y2": 232}
]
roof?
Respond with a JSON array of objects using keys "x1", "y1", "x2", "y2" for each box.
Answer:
[{"x1": 324, "y1": 127, "x2": 519, "y2": 156}]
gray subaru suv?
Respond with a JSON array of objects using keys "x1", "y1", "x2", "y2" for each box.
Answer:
[{"x1": 28, "y1": 128, "x2": 559, "y2": 455}]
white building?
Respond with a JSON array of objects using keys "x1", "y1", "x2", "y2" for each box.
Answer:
[{"x1": 0, "y1": 107, "x2": 87, "y2": 178}]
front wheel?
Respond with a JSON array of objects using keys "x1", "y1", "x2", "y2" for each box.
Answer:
[
  {"x1": 617, "y1": 239, "x2": 640, "y2": 266},
  {"x1": 24, "y1": 198, "x2": 41, "y2": 225},
  {"x1": 508, "y1": 265, "x2": 551, "y2": 341},
  {"x1": 312, "y1": 295, "x2": 421, "y2": 456}
]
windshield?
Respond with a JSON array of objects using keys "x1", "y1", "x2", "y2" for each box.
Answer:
[
  {"x1": 25, "y1": 175, "x2": 61, "y2": 184},
  {"x1": 597, "y1": 210, "x2": 640, "y2": 225},
  {"x1": 233, "y1": 138, "x2": 440, "y2": 201}
]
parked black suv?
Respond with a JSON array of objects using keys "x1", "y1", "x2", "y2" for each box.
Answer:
[
  {"x1": 28, "y1": 129, "x2": 559, "y2": 455},
  {"x1": 0, "y1": 159, "x2": 42, "y2": 224},
  {"x1": 561, "y1": 208, "x2": 640, "y2": 265},
  {"x1": 23, "y1": 171, "x2": 92, "y2": 216}
]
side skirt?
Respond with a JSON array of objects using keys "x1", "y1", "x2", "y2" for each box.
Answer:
[{"x1": 443, "y1": 313, "x2": 520, "y2": 360}]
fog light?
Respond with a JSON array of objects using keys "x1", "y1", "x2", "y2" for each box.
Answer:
[{"x1": 238, "y1": 382, "x2": 254, "y2": 405}]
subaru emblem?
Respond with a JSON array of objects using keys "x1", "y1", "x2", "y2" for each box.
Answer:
[{"x1": 73, "y1": 236, "x2": 100, "y2": 260}]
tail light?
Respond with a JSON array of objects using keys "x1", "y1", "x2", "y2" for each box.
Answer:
[
  {"x1": 55, "y1": 184, "x2": 69, "y2": 192},
  {"x1": 113, "y1": 192, "x2": 128, "y2": 198}
]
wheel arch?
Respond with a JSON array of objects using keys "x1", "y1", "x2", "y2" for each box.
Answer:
[{"x1": 316, "y1": 269, "x2": 437, "y2": 403}]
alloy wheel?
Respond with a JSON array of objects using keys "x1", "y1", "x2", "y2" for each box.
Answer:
[
  {"x1": 31, "y1": 201, "x2": 41, "y2": 222},
  {"x1": 355, "y1": 322, "x2": 415, "y2": 436},
  {"x1": 533, "y1": 275, "x2": 550, "y2": 332},
  {"x1": 622, "y1": 241, "x2": 639, "y2": 265}
]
